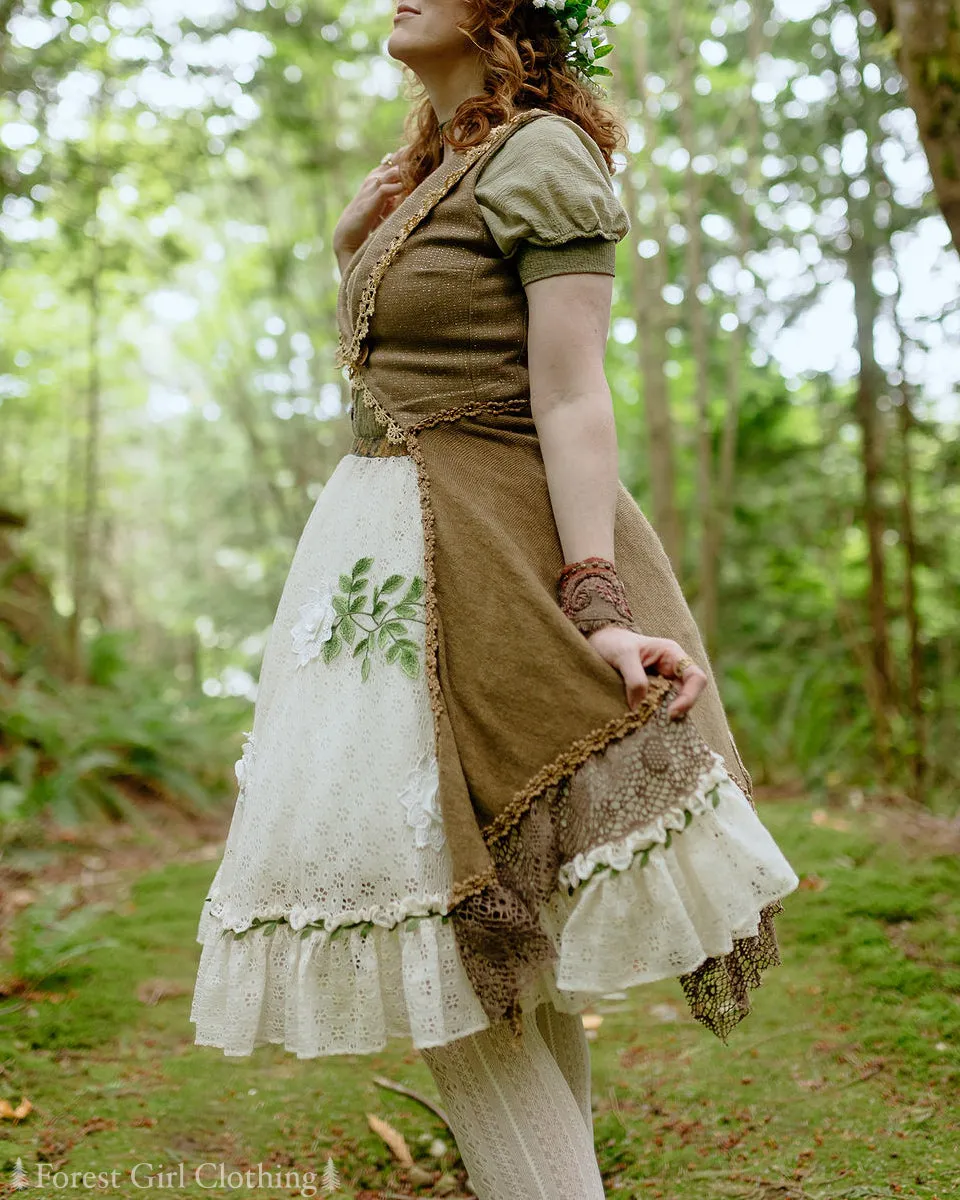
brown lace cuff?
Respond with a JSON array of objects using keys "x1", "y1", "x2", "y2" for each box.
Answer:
[{"x1": 557, "y1": 556, "x2": 635, "y2": 636}]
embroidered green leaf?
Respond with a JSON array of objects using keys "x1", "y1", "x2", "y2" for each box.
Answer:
[
  {"x1": 403, "y1": 576, "x2": 425, "y2": 602},
  {"x1": 683, "y1": 809, "x2": 693, "y2": 827},
  {"x1": 313, "y1": 560, "x2": 426, "y2": 682}
]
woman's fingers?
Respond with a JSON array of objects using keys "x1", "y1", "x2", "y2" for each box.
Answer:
[
  {"x1": 666, "y1": 665, "x2": 707, "y2": 719},
  {"x1": 335, "y1": 163, "x2": 408, "y2": 255},
  {"x1": 584, "y1": 628, "x2": 707, "y2": 717},
  {"x1": 617, "y1": 647, "x2": 649, "y2": 710},
  {"x1": 638, "y1": 637, "x2": 708, "y2": 719}
]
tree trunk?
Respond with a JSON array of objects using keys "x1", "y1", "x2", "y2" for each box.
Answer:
[
  {"x1": 716, "y1": 0, "x2": 767, "y2": 569},
  {"x1": 616, "y1": 10, "x2": 683, "y2": 571},
  {"x1": 868, "y1": 0, "x2": 960, "y2": 251},
  {"x1": 847, "y1": 231, "x2": 894, "y2": 763},
  {"x1": 670, "y1": 1, "x2": 716, "y2": 652},
  {"x1": 891, "y1": 269, "x2": 926, "y2": 800},
  {"x1": 896, "y1": 383, "x2": 925, "y2": 800}
]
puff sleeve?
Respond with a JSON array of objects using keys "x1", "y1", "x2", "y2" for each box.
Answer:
[{"x1": 474, "y1": 114, "x2": 631, "y2": 286}]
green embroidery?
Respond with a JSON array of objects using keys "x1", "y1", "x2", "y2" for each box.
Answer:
[
  {"x1": 321, "y1": 555, "x2": 426, "y2": 681},
  {"x1": 221, "y1": 909, "x2": 451, "y2": 942}
]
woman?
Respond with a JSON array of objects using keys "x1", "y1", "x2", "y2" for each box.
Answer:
[{"x1": 191, "y1": 1, "x2": 800, "y2": 1194}]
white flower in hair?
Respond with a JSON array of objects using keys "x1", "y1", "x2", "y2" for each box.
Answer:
[{"x1": 527, "y1": 0, "x2": 616, "y2": 82}]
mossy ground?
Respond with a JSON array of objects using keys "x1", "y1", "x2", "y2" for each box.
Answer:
[{"x1": 0, "y1": 797, "x2": 957, "y2": 1199}]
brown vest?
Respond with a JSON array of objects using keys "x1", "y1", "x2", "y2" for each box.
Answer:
[{"x1": 335, "y1": 108, "x2": 782, "y2": 1041}]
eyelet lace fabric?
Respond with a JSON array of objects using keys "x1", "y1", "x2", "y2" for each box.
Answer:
[
  {"x1": 190, "y1": 451, "x2": 799, "y2": 1059},
  {"x1": 191, "y1": 454, "x2": 489, "y2": 1057}
]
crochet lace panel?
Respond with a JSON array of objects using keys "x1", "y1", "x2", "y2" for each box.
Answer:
[{"x1": 450, "y1": 691, "x2": 785, "y2": 1042}]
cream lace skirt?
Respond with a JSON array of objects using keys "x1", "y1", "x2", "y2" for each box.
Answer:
[{"x1": 189, "y1": 452, "x2": 800, "y2": 1058}]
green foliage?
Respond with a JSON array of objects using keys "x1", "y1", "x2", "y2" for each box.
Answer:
[
  {"x1": 0, "y1": 652, "x2": 243, "y2": 833},
  {"x1": 0, "y1": 0, "x2": 957, "y2": 820},
  {"x1": 0, "y1": 886, "x2": 119, "y2": 998}
]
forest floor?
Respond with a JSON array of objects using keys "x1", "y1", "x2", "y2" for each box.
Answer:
[{"x1": 0, "y1": 792, "x2": 957, "y2": 1200}]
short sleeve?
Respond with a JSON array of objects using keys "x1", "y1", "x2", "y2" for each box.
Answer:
[{"x1": 474, "y1": 114, "x2": 631, "y2": 286}]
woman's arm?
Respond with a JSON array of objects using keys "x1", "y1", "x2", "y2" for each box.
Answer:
[
  {"x1": 525, "y1": 271, "x2": 619, "y2": 565},
  {"x1": 525, "y1": 270, "x2": 707, "y2": 718}
]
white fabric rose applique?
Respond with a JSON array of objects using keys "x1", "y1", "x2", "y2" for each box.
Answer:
[
  {"x1": 290, "y1": 584, "x2": 338, "y2": 669},
  {"x1": 290, "y1": 556, "x2": 426, "y2": 681},
  {"x1": 233, "y1": 731, "x2": 255, "y2": 800},
  {"x1": 396, "y1": 750, "x2": 445, "y2": 851}
]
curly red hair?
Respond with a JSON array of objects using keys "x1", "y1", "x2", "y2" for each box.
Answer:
[{"x1": 395, "y1": 0, "x2": 627, "y2": 189}]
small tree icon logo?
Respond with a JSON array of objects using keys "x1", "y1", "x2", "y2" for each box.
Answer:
[
  {"x1": 320, "y1": 1155, "x2": 341, "y2": 1196},
  {"x1": 11, "y1": 1157, "x2": 30, "y2": 1189}
]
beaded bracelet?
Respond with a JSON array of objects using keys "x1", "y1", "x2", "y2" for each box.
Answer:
[{"x1": 557, "y1": 556, "x2": 635, "y2": 636}]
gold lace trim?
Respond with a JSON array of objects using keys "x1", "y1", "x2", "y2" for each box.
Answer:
[
  {"x1": 482, "y1": 676, "x2": 673, "y2": 847},
  {"x1": 347, "y1": 372, "x2": 407, "y2": 444},
  {"x1": 408, "y1": 396, "x2": 533, "y2": 434},
  {"x1": 335, "y1": 110, "x2": 539, "y2": 377}
]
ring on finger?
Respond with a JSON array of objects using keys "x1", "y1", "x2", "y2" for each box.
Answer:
[
  {"x1": 380, "y1": 152, "x2": 395, "y2": 165},
  {"x1": 675, "y1": 655, "x2": 695, "y2": 678}
]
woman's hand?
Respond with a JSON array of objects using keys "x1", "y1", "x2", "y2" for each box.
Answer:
[
  {"x1": 586, "y1": 626, "x2": 708, "y2": 719},
  {"x1": 333, "y1": 147, "x2": 412, "y2": 268}
]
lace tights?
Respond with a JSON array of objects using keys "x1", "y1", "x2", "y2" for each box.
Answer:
[{"x1": 418, "y1": 1000, "x2": 605, "y2": 1199}]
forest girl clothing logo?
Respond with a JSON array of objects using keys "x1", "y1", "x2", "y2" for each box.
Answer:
[{"x1": 6, "y1": 1157, "x2": 346, "y2": 1196}]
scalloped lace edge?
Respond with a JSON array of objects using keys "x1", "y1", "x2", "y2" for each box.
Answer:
[
  {"x1": 202, "y1": 888, "x2": 453, "y2": 940},
  {"x1": 201, "y1": 752, "x2": 745, "y2": 943},
  {"x1": 556, "y1": 751, "x2": 733, "y2": 891}
]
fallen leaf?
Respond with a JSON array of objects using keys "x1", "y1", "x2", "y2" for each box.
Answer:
[
  {"x1": 136, "y1": 978, "x2": 189, "y2": 1006},
  {"x1": 0, "y1": 1097, "x2": 32, "y2": 1120},
  {"x1": 367, "y1": 1113, "x2": 414, "y2": 1165},
  {"x1": 798, "y1": 873, "x2": 828, "y2": 891}
]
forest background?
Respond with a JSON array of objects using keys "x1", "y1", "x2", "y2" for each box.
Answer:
[{"x1": 1, "y1": 0, "x2": 959, "y2": 837}]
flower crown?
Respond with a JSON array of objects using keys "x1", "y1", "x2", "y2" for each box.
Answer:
[{"x1": 531, "y1": 0, "x2": 617, "y2": 82}]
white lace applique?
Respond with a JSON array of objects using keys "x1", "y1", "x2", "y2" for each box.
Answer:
[
  {"x1": 397, "y1": 751, "x2": 445, "y2": 851},
  {"x1": 290, "y1": 585, "x2": 337, "y2": 668},
  {"x1": 234, "y1": 731, "x2": 255, "y2": 796}
]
